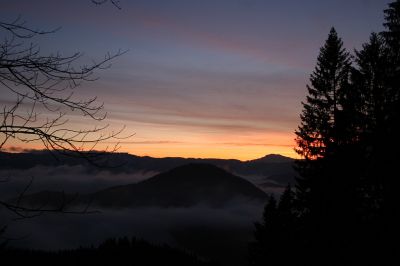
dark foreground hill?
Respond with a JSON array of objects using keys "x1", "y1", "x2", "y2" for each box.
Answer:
[
  {"x1": 90, "y1": 163, "x2": 268, "y2": 208},
  {"x1": 0, "y1": 237, "x2": 218, "y2": 266},
  {"x1": 13, "y1": 164, "x2": 268, "y2": 209}
]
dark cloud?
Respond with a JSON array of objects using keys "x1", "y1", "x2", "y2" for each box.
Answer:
[
  {"x1": 102, "y1": 140, "x2": 185, "y2": 145},
  {"x1": 1, "y1": 0, "x2": 391, "y2": 159},
  {"x1": 2, "y1": 146, "x2": 36, "y2": 153},
  {"x1": 220, "y1": 142, "x2": 294, "y2": 147}
]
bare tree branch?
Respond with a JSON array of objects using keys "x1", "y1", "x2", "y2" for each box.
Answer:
[
  {"x1": 0, "y1": 16, "x2": 132, "y2": 218},
  {"x1": 91, "y1": 0, "x2": 122, "y2": 10}
]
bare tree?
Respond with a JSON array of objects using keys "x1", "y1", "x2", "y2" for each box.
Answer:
[
  {"x1": 0, "y1": 17, "x2": 129, "y2": 156},
  {"x1": 92, "y1": 0, "x2": 122, "y2": 9},
  {"x1": 0, "y1": 14, "x2": 129, "y2": 219}
]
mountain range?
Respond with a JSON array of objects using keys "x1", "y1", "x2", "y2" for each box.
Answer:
[
  {"x1": 0, "y1": 151, "x2": 297, "y2": 192},
  {"x1": 13, "y1": 163, "x2": 269, "y2": 209}
]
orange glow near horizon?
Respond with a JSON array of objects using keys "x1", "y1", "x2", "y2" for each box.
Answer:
[
  {"x1": 2, "y1": 130, "x2": 299, "y2": 161},
  {"x1": 0, "y1": 0, "x2": 389, "y2": 163}
]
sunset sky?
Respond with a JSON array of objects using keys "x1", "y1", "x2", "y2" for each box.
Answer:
[{"x1": 0, "y1": 0, "x2": 391, "y2": 160}]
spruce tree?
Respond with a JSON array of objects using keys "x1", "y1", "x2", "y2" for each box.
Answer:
[
  {"x1": 382, "y1": 1, "x2": 400, "y2": 165},
  {"x1": 249, "y1": 191, "x2": 299, "y2": 266},
  {"x1": 277, "y1": 184, "x2": 296, "y2": 230},
  {"x1": 295, "y1": 27, "x2": 352, "y2": 160},
  {"x1": 352, "y1": 33, "x2": 388, "y2": 216},
  {"x1": 294, "y1": 28, "x2": 356, "y2": 265},
  {"x1": 382, "y1": 0, "x2": 400, "y2": 143},
  {"x1": 380, "y1": 2, "x2": 399, "y2": 260},
  {"x1": 347, "y1": 33, "x2": 392, "y2": 262},
  {"x1": 278, "y1": 184, "x2": 295, "y2": 213},
  {"x1": 249, "y1": 195, "x2": 277, "y2": 266},
  {"x1": 383, "y1": 0, "x2": 400, "y2": 64},
  {"x1": 382, "y1": 2, "x2": 400, "y2": 184},
  {"x1": 354, "y1": 33, "x2": 388, "y2": 137},
  {"x1": 294, "y1": 28, "x2": 353, "y2": 220},
  {"x1": 248, "y1": 4, "x2": 400, "y2": 265}
]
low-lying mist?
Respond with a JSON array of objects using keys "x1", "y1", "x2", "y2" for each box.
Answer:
[
  {"x1": 2, "y1": 202, "x2": 264, "y2": 266},
  {"x1": 0, "y1": 165, "x2": 157, "y2": 199},
  {"x1": 0, "y1": 162, "x2": 272, "y2": 265}
]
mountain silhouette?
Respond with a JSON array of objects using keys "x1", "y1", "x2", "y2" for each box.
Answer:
[
  {"x1": 0, "y1": 151, "x2": 297, "y2": 189},
  {"x1": 90, "y1": 163, "x2": 268, "y2": 208},
  {"x1": 14, "y1": 163, "x2": 268, "y2": 209},
  {"x1": 248, "y1": 154, "x2": 294, "y2": 163}
]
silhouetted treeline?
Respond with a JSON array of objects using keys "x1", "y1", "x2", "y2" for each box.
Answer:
[
  {"x1": 249, "y1": 1, "x2": 399, "y2": 265},
  {"x1": 0, "y1": 237, "x2": 218, "y2": 266}
]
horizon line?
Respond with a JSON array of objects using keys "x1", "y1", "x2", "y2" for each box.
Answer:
[{"x1": 1, "y1": 147, "x2": 298, "y2": 162}]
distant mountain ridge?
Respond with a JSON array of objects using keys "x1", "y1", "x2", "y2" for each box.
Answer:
[
  {"x1": 13, "y1": 163, "x2": 268, "y2": 209},
  {"x1": 0, "y1": 150, "x2": 295, "y2": 169},
  {"x1": 248, "y1": 154, "x2": 294, "y2": 163},
  {"x1": 0, "y1": 151, "x2": 298, "y2": 192}
]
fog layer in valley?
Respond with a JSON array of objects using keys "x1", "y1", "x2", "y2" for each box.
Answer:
[{"x1": 2, "y1": 203, "x2": 263, "y2": 266}]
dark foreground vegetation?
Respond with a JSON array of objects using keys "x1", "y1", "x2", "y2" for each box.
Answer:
[
  {"x1": 249, "y1": 1, "x2": 400, "y2": 265},
  {"x1": 0, "y1": 237, "x2": 218, "y2": 266}
]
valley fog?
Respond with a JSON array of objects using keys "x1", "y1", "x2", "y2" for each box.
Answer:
[{"x1": 2, "y1": 203, "x2": 264, "y2": 266}]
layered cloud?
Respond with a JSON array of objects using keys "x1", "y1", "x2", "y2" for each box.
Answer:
[{"x1": 0, "y1": 0, "x2": 391, "y2": 159}]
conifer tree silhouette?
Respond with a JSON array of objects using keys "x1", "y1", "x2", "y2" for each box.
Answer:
[
  {"x1": 382, "y1": 0, "x2": 400, "y2": 222},
  {"x1": 295, "y1": 27, "x2": 352, "y2": 160},
  {"x1": 249, "y1": 2, "x2": 400, "y2": 265}
]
